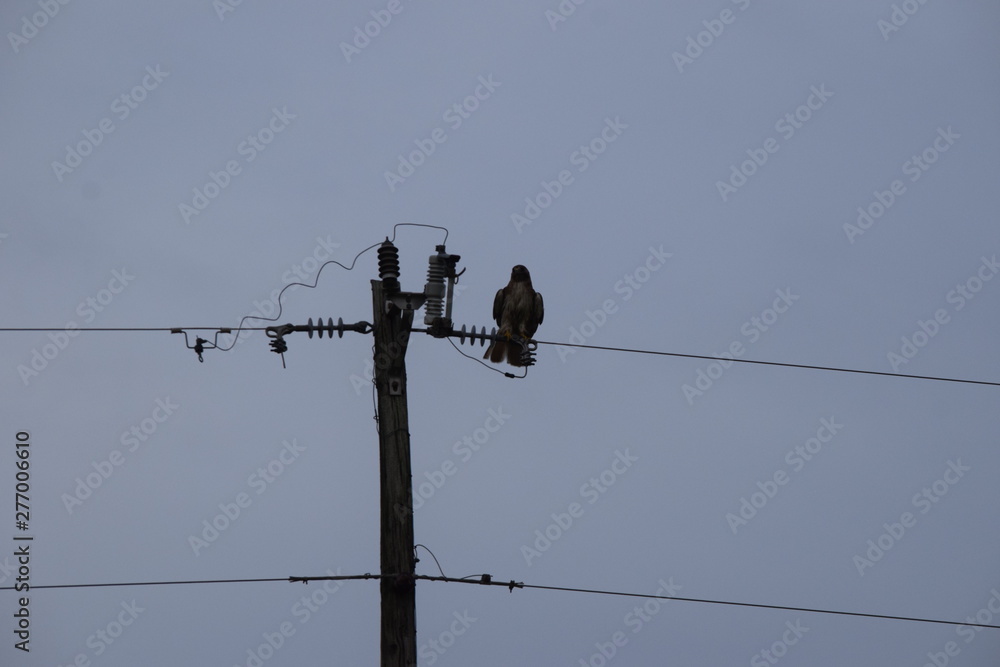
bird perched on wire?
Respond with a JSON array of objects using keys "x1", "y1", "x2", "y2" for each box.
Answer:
[{"x1": 484, "y1": 265, "x2": 544, "y2": 366}]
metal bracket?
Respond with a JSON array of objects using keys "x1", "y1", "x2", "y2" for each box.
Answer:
[
  {"x1": 510, "y1": 334, "x2": 537, "y2": 367},
  {"x1": 262, "y1": 319, "x2": 373, "y2": 367},
  {"x1": 388, "y1": 292, "x2": 426, "y2": 312},
  {"x1": 171, "y1": 328, "x2": 233, "y2": 363}
]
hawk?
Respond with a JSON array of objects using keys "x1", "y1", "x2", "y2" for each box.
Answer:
[{"x1": 484, "y1": 265, "x2": 544, "y2": 366}]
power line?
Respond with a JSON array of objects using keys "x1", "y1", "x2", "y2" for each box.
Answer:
[
  {"x1": 2, "y1": 221, "x2": 994, "y2": 389},
  {"x1": 0, "y1": 574, "x2": 376, "y2": 591},
  {"x1": 515, "y1": 582, "x2": 1000, "y2": 631},
  {"x1": 533, "y1": 339, "x2": 1000, "y2": 388},
  {"x1": 1, "y1": 325, "x2": 994, "y2": 388},
  {"x1": 0, "y1": 576, "x2": 290, "y2": 590},
  {"x1": 7, "y1": 574, "x2": 998, "y2": 632},
  {"x1": 0, "y1": 327, "x2": 271, "y2": 332}
]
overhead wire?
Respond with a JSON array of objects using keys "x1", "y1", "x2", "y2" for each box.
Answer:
[
  {"x1": 217, "y1": 223, "x2": 447, "y2": 350},
  {"x1": 6, "y1": 574, "x2": 998, "y2": 632},
  {"x1": 0, "y1": 327, "x2": 272, "y2": 332},
  {"x1": 0, "y1": 327, "x2": 994, "y2": 388},
  {"x1": 514, "y1": 582, "x2": 1000, "y2": 631},
  {"x1": 532, "y1": 339, "x2": 1000, "y2": 388},
  {"x1": 7, "y1": 224, "x2": 996, "y2": 640},
  {"x1": 0, "y1": 576, "x2": 291, "y2": 590},
  {"x1": 1, "y1": 218, "x2": 994, "y2": 388}
]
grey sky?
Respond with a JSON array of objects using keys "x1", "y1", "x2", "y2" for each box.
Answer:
[{"x1": 2, "y1": 1, "x2": 1000, "y2": 665}]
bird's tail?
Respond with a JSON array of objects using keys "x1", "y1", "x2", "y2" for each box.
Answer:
[{"x1": 485, "y1": 340, "x2": 507, "y2": 364}]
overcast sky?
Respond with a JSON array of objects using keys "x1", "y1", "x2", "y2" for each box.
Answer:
[{"x1": 2, "y1": 1, "x2": 1000, "y2": 665}]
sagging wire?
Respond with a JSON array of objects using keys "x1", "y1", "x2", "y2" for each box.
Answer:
[
  {"x1": 414, "y1": 544, "x2": 447, "y2": 578},
  {"x1": 411, "y1": 544, "x2": 514, "y2": 590},
  {"x1": 446, "y1": 337, "x2": 527, "y2": 379},
  {"x1": 370, "y1": 341, "x2": 379, "y2": 434},
  {"x1": 392, "y1": 222, "x2": 448, "y2": 246},
  {"x1": 180, "y1": 223, "x2": 450, "y2": 361},
  {"x1": 214, "y1": 239, "x2": 382, "y2": 353}
]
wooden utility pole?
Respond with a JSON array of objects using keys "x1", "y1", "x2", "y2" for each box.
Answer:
[{"x1": 371, "y1": 278, "x2": 417, "y2": 667}]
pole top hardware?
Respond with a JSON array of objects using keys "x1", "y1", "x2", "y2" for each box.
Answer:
[
  {"x1": 171, "y1": 328, "x2": 233, "y2": 363},
  {"x1": 264, "y1": 318, "x2": 373, "y2": 367}
]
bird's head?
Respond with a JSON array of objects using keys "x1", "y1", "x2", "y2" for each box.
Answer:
[{"x1": 511, "y1": 265, "x2": 531, "y2": 282}]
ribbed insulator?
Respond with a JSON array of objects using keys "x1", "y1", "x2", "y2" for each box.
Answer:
[
  {"x1": 378, "y1": 239, "x2": 400, "y2": 282},
  {"x1": 455, "y1": 324, "x2": 497, "y2": 347},
  {"x1": 306, "y1": 317, "x2": 344, "y2": 338},
  {"x1": 423, "y1": 250, "x2": 446, "y2": 324}
]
